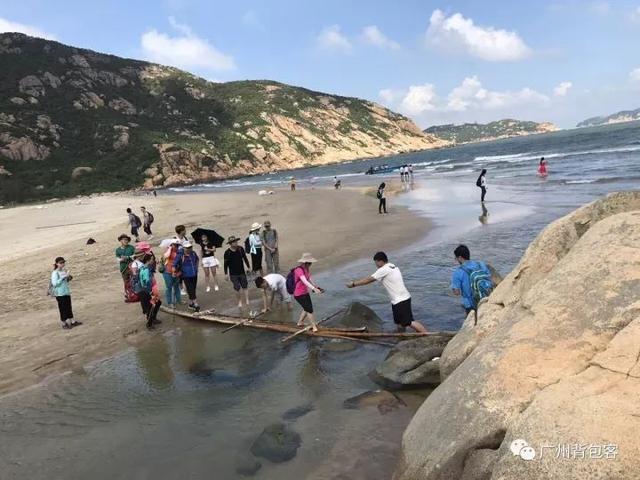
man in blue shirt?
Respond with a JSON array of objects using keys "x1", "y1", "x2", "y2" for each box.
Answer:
[{"x1": 450, "y1": 244, "x2": 491, "y2": 314}]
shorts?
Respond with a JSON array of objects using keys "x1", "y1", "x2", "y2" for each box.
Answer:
[
  {"x1": 391, "y1": 298, "x2": 413, "y2": 327},
  {"x1": 295, "y1": 293, "x2": 313, "y2": 314},
  {"x1": 230, "y1": 274, "x2": 248, "y2": 291},
  {"x1": 202, "y1": 256, "x2": 219, "y2": 268},
  {"x1": 183, "y1": 276, "x2": 198, "y2": 300}
]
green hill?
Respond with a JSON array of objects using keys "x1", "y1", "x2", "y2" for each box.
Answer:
[
  {"x1": 424, "y1": 119, "x2": 557, "y2": 145},
  {"x1": 577, "y1": 108, "x2": 640, "y2": 127},
  {"x1": 0, "y1": 33, "x2": 447, "y2": 204}
]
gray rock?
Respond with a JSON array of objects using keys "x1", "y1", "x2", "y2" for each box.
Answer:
[
  {"x1": 235, "y1": 457, "x2": 262, "y2": 476},
  {"x1": 343, "y1": 389, "x2": 406, "y2": 415},
  {"x1": 370, "y1": 336, "x2": 452, "y2": 389},
  {"x1": 18, "y1": 75, "x2": 45, "y2": 97},
  {"x1": 335, "y1": 301, "x2": 384, "y2": 332},
  {"x1": 250, "y1": 423, "x2": 301, "y2": 463},
  {"x1": 10, "y1": 97, "x2": 26, "y2": 105},
  {"x1": 71, "y1": 167, "x2": 93, "y2": 179},
  {"x1": 282, "y1": 403, "x2": 314, "y2": 421}
]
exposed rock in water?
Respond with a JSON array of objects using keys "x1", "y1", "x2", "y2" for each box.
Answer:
[
  {"x1": 335, "y1": 301, "x2": 384, "y2": 332},
  {"x1": 250, "y1": 423, "x2": 302, "y2": 463},
  {"x1": 396, "y1": 191, "x2": 640, "y2": 480},
  {"x1": 281, "y1": 403, "x2": 314, "y2": 421},
  {"x1": 370, "y1": 335, "x2": 452, "y2": 389},
  {"x1": 343, "y1": 389, "x2": 407, "y2": 415}
]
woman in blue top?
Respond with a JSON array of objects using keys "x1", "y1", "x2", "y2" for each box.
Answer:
[
  {"x1": 173, "y1": 242, "x2": 200, "y2": 312},
  {"x1": 50, "y1": 257, "x2": 82, "y2": 330}
]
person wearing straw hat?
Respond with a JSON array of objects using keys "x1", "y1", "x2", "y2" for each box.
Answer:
[
  {"x1": 346, "y1": 251, "x2": 427, "y2": 333},
  {"x1": 247, "y1": 222, "x2": 264, "y2": 276},
  {"x1": 293, "y1": 253, "x2": 324, "y2": 332},
  {"x1": 224, "y1": 235, "x2": 252, "y2": 309}
]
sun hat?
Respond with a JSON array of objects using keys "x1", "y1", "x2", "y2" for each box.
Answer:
[
  {"x1": 118, "y1": 234, "x2": 131, "y2": 241},
  {"x1": 250, "y1": 222, "x2": 262, "y2": 231},
  {"x1": 297, "y1": 253, "x2": 318, "y2": 263},
  {"x1": 227, "y1": 235, "x2": 240, "y2": 244},
  {"x1": 183, "y1": 242, "x2": 193, "y2": 248}
]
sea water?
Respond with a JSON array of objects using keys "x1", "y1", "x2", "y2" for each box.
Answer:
[{"x1": 1, "y1": 122, "x2": 639, "y2": 479}]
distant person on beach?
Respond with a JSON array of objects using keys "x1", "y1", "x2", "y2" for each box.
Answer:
[
  {"x1": 476, "y1": 169, "x2": 487, "y2": 203},
  {"x1": 200, "y1": 234, "x2": 220, "y2": 292},
  {"x1": 346, "y1": 251, "x2": 427, "y2": 333},
  {"x1": 126, "y1": 208, "x2": 142, "y2": 242},
  {"x1": 255, "y1": 273, "x2": 292, "y2": 313},
  {"x1": 377, "y1": 182, "x2": 387, "y2": 214},
  {"x1": 224, "y1": 236, "x2": 251, "y2": 309},
  {"x1": 261, "y1": 220, "x2": 279, "y2": 273},
  {"x1": 248, "y1": 222, "x2": 264, "y2": 276},
  {"x1": 451, "y1": 244, "x2": 493, "y2": 316},
  {"x1": 138, "y1": 253, "x2": 162, "y2": 329},
  {"x1": 153, "y1": 189, "x2": 157, "y2": 197},
  {"x1": 538, "y1": 157, "x2": 548, "y2": 177},
  {"x1": 334, "y1": 176, "x2": 342, "y2": 190},
  {"x1": 115, "y1": 234, "x2": 135, "y2": 301},
  {"x1": 290, "y1": 178, "x2": 296, "y2": 191},
  {"x1": 292, "y1": 253, "x2": 324, "y2": 332},
  {"x1": 173, "y1": 242, "x2": 200, "y2": 312},
  {"x1": 50, "y1": 256, "x2": 82, "y2": 330},
  {"x1": 140, "y1": 206, "x2": 154, "y2": 240},
  {"x1": 162, "y1": 240, "x2": 181, "y2": 308},
  {"x1": 400, "y1": 165, "x2": 406, "y2": 182},
  {"x1": 409, "y1": 164, "x2": 414, "y2": 180}
]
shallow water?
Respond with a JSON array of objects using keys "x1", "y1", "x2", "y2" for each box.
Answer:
[{"x1": 2, "y1": 122, "x2": 640, "y2": 479}]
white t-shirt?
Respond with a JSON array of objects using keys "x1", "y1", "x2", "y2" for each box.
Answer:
[
  {"x1": 371, "y1": 263, "x2": 411, "y2": 305},
  {"x1": 264, "y1": 273, "x2": 291, "y2": 302}
]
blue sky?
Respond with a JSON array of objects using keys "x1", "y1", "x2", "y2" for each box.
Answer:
[{"x1": 1, "y1": 0, "x2": 639, "y2": 128}]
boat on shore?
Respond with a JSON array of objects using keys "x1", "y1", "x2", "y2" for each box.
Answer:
[{"x1": 364, "y1": 164, "x2": 398, "y2": 175}]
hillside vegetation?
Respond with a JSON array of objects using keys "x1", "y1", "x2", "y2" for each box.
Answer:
[
  {"x1": 0, "y1": 33, "x2": 446, "y2": 203},
  {"x1": 577, "y1": 108, "x2": 640, "y2": 127},
  {"x1": 424, "y1": 119, "x2": 557, "y2": 145}
]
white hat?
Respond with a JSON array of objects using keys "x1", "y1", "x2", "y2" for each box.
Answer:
[
  {"x1": 250, "y1": 222, "x2": 262, "y2": 231},
  {"x1": 183, "y1": 242, "x2": 193, "y2": 248},
  {"x1": 297, "y1": 253, "x2": 318, "y2": 263}
]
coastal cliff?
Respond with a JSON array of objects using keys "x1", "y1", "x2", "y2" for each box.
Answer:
[
  {"x1": 396, "y1": 191, "x2": 640, "y2": 479},
  {"x1": 577, "y1": 108, "x2": 640, "y2": 128},
  {"x1": 424, "y1": 119, "x2": 557, "y2": 145},
  {"x1": 0, "y1": 33, "x2": 447, "y2": 203}
]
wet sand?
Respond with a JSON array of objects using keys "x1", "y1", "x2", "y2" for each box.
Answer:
[{"x1": 0, "y1": 184, "x2": 429, "y2": 396}]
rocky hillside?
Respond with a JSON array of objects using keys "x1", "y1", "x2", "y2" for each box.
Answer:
[
  {"x1": 577, "y1": 108, "x2": 640, "y2": 127},
  {"x1": 396, "y1": 191, "x2": 640, "y2": 480},
  {"x1": 424, "y1": 119, "x2": 557, "y2": 144},
  {"x1": 0, "y1": 33, "x2": 447, "y2": 203}
]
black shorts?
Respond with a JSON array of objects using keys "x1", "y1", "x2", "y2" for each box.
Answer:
[
  {"x1": 295, "y1": 293, "x2": 313, "y2": 314},
  {"x1": 391, "y1": 298, "x2": 413, "y2": 327},
  {"x1": 230, "y1": 274, "x2": 248, "y2": 291},
  {"x1": 183, "y1": 276, "x2": 198, "y2": 300}
]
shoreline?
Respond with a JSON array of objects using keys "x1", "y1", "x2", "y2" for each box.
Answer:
[{"x1": 0, "y1": 183, "x2": 430, "y2": 396}]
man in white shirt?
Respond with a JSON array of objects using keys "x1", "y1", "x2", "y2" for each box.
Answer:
[
  {"x1": 346, "y1": 251, "x2": 427, "y2": 333},
  {"x1": 255, "y1": 273, "x2": 292, "y2": 313}
]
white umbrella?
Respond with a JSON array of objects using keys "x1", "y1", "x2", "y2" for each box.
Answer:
[{"x1": 159, "y1": 238, "x2": 176, "y2": 249}]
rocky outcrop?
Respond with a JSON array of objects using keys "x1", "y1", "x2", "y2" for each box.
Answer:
[
  {"x1": 112, "y1": 125, "x2": 129, "y2": 150},
  {"x1": 71, "y1": 166, "x2": 93, "y2": 179},
  {"x1": 0, "y1": 134, "x2": 50, "y2": 161},
  {"x1": 18, "y1": 75, "x2": 45, "y2": 97},
  {"x1": 73, "y1": 92, "x2": 104, "y2": 110},
  {"x1": 396, "y1": 191, "x2": 640, "y2": 480},
  {"x1": 108, "y1": 97, "x2": 137, "y2": 115}
]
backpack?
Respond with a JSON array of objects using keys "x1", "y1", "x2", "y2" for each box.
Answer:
[
  {"x1": 461, "y1": 264, "x2": 494, "y2": 308},
  {"x1": 147, "y1": 212, "x2": 154, "y2": 224},
  {"x1": 130, "y1": 265, "x2": 143, "y2": 293},
  {"x1": 285, "y1": 266, "x2": 303, "y2": 295},
  {"x1": 476, "y1": 175, "x2": 483, "y2": 187},
  {"x1": 245, "y1": 237, "x2": 251, "y2": 253},
  {"x1": 376, "y1": 189, "x2": 383, "y2": 200},
  {"x1": 47, "y1": 280, "x2": 55, "y2": 297},
  {"x1": 133, "y1": 214, "x2": 142, "y2": 227}
]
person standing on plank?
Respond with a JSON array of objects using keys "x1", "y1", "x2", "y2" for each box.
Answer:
[
  {"x1": 224, "y1": 236, "x2": 251, "y2": 309},
  {"x1": 293, "y1": 253, "x2": 324, "y2": 332},
  {"x1": 255, "y1": 273, "x2": 292, "y2": 313},
  {"x1": 346, "y1": 251, "x2": 427, "y2": 333},
  {"x1": 50, "y1": 256, "x2": 82, "y2": 330},
  {"x1": 261, "y1": 220, "x2": 279, "y2": 273}
]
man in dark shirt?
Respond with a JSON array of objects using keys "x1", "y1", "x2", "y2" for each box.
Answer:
[{"x1": 224, "y1": 235, "x2": 251, "y2": 309}]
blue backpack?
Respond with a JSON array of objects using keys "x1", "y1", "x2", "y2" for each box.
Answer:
[
  {"x1": 285, "y1": 266, "x2": 303, "y2": 295},
  {"x1": 461, "y1": 264, "x2": 494, "y2": 308}
]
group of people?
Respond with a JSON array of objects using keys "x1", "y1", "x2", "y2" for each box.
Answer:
[
  {"x1": 400, "y1": 164, "x2": 414, "y2": 182},
  {"x1": 126, "y1": 206, "x2": 154, "y2": 242}
]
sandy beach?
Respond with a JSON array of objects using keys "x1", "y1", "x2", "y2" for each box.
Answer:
[{"x1": 0, "y1": 184, "x2": 429, "y2": 396}]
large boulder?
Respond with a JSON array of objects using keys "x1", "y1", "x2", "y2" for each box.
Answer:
[
  {"x1": 335, "y1": 301, "x2": 384, "y2": 331},
  {"x1": 371, "y1": 335, "x2": 452, "y2": 389},
  {"x1": 0, "y1": 134, "x2": 50, "y2": 161},
  {"x1": 395, "y1": 192, "x2": 640, "y2": 480},
  {"x1": 250, "y1": 423, "x2": 301, "y2": 463},
  {"x1": 18, "y1": 75, "x2": 45, "y2": 97}
]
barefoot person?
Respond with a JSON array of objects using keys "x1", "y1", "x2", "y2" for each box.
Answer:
[
  {"x1": 50, "y1": 257, "x2": 82, "y2": 330},
  {"x1": 255, "y1": 274, "x2": 292, "y2": 313},
  {"x1": 200, "y1": 234, "x2": 220, "y2": 292},
  {"x1": 293, "y1": 253, "x2": 324, "y2": 332},
  {"x1": 261, "y1": 220, "x2": 279, "y2": 273},
  {"x1": 224, "y1": 235, "x2": 251, "y2": 309},
  {"x1": 347, "y1": 251, "x2": 427, "y2": 333},
  {"x1": 174, "y1": 242, "x2": 200, "y2": 312},
  {"x1": 476, "y1": 169, "x2": 488, "y2": 203},
  {"x1": 537, "y1": 157, "x2": 548, "y2": 177}
]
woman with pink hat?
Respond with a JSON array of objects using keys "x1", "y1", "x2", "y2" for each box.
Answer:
[{"x1": 292, "y1": 253, "x2": 324, "y2": 332}]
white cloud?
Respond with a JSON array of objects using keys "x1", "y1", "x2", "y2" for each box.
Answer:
[
  {"x1": 553, "y1": 81, "x2": 573, "y2": 96},
  {"x1": 426, "y1": 9, "x2": 532, "y2": 62},
  {"x1": 400, "y1": 84, "x2": 438, "y2": 114},
  {"x1": 316, "y1": 25, "x2": 353, "y2": 53},
  {"x1": 0, "y1": 17, "x2": 56, "y2": 40},
  {"x1": 445, "y1": 76, "x2": 549, "y2": 111},
  {"x1": 141, "y1": 18, "x2": 235, "y2": 71},
  {"x1": 378, "y1": 88, "x2": 400, "y2": 104},
  {"x1": 631, "y1": 6, "x2": 640, "y2": 22},
  {"x1": 630, "y1": 67, "x2": 640, "y2": 83},
  {"x1": 360, "y1": 25, "x2": 400, "y2": 50}
]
